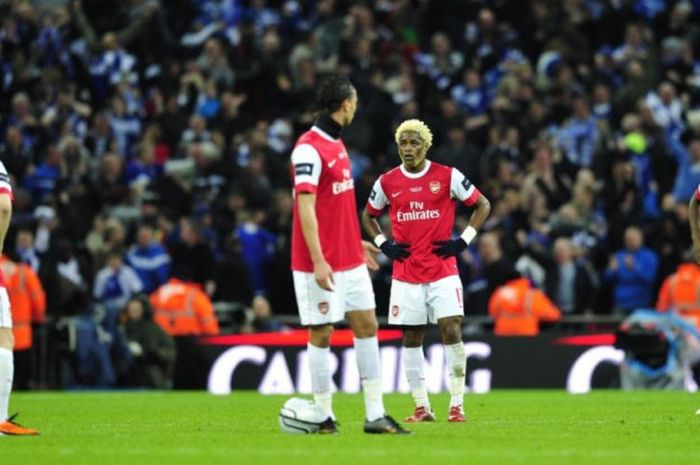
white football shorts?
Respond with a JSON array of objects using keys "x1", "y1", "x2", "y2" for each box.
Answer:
[
  {"x1": 0, "y1": 287, "x2": 11, "y2": 328},
  {"x1": 388, "y1": 274, "x2": 464, "y2": 325},
  {"x1": 294, "y1": 264, "x2": 376, "y2": 326}
]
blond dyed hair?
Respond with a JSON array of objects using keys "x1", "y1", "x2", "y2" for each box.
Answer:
[{"x1": 394, "y1": 119, "x2": 433, "y2": 149}]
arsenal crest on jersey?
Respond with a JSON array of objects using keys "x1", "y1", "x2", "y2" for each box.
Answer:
[
  {"x1": 391, "y1": 305, "x2": 399, "y2": 317},
  {"x1": 318, "y1": 302, "x2": 329, "y2": 315},
  {"x1": 429, "y1": 181, "x2": 441, "y2": 194}
]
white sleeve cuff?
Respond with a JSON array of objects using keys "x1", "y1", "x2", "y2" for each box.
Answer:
[
  {"x1": 373, "y1": 234, "x2": 387, "y2": 248},
  {"x1": 460, "y1": 226, "x2": 477, "y2": 245}
]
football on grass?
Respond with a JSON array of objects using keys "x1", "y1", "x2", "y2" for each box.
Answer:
[{"x1": 278, "y1": 397, "x2": 329, "y2": 434}]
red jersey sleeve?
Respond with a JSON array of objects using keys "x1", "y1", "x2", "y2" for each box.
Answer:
[
  {"x1": 450, "y1": 168, "x2": 480, "y2": 207},
  {"x1": 291, "y1": 144, "x2": 322, "y2": 195},
  {"x1": 366, "y1": 177, "x2": 388, "y2": 217},
  {"x1": 0, "y1": 161, "x2": 13, "y2": 200}
]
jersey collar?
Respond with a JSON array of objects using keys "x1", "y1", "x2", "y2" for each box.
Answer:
[
  {"x1": 400, "y1": 160, "x2": 431, "y2": 179},
  {"x1": 312, "y1": 114, "x2": 342, "y2": 140},
  {"x1": 311, "y1": 126, "x2": 337, "y2": 142}
]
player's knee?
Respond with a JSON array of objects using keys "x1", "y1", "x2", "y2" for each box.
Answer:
[
  {"x1": 358, "y1": 323, "x2": 378, "y2": 339},
  {"x1": 402, "y1": 331, "x2": 424, "y2": 348},
  {"x1": 440, "y1": 320, "x2": 462, "y2": 345},
  {"x1": 353, "y1": 317, "x2": 378, "y2": 339},
  {"x1": 0, "y1": 328, "x2": 14, "y2": 350},
  {"x1": 309, "y1": 325, "x2": 333, "y2": 347}
]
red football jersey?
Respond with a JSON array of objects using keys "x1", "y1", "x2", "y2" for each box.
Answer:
[
  {"x1": 366, "y1": 160, "x2": 480, "y2": 284},
  {"x1": 290, "y1": 127, "x2": 364, "y2": 272},
  {"x1": 0, "y1": 161, "x2": 12, "y2": 288},
  {"x1": 695, "y1": 183, "x2": 700, "y2": 201}
]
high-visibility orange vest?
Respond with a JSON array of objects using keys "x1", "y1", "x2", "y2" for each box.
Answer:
[
  {"x1": 656, "y1": 263, "x2": 700, "y2": 330},
  {"x1": 0, "y1": 256, "x2": 46, "y2": 350},
  {"x1": 488, "y1": 278, "x2": 562, "y2": 336},
  {"x1": 149, "y1": 278, "x2": 219, "y2": 336}
]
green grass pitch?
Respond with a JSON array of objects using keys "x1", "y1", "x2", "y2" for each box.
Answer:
[{"x1": 1, "y1": 391, "x2": 699, "y2": 465}]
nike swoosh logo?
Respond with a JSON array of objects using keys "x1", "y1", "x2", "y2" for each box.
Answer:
[
  {"x1": 392, "y1": 191, "x2": 402, "y2": 198},
  {"x1": 327, "y1": 160, "x2": 337, "y2": 168}
]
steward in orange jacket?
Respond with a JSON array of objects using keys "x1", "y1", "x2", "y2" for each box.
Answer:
[
  {"x1": 0, "y1": 255, "x2": 46, "y2": 350},
  {"x1": 656, "y1": 263, "x2": 700, "y2": 330},
  {"x1": 488, "y1": 277, "x2": 562, "y2": 336},
  {"x1": 149, "y1": 278, "x2": 219, "y2": 336}
]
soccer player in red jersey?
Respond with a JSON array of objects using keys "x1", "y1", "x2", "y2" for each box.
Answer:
[
  {"x1": 362, "y1": 119, "x2": 491, "y2": 423},
  {"x1": 290, "y1": 75, "x2": 410, "y2": 434},
  {"x1": 0, "y1": 161, "x2": 38, "y2": 435},
  {"x1": 691, "y1": 184, "x2": 700, "y2": 265},
  {"x1": 688, "y1": 184, "x2": 700, "y2": 413}
]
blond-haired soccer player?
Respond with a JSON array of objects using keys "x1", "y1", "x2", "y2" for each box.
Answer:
[
  {"x1": 362, "y1": 119, "x2": 490, "y2": 422},
  {"x1": 0, "y1": 161, "x2": 38, "y2": 435}
]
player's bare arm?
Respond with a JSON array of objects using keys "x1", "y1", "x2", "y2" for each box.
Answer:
[
  {"x1": 361, "y1": 240, "x2": 380, "y2": 271},
  {"x1": 689, "y1": 194, "x2": 700, "y2": 264},
  {"x1": 0, "y1": 194, "x2": 11, "y2": 255},
  {"x1": 297, "y1": 192, "x2": 334, "y2": 290},
  {"x1": 467, "y1": 194, "x2": 491, "y2": 232},
  {"x1": 361, "y1": 208, "x2": 383, "y2": 241},
  {"x1": 361, "y1": 207, "x2": 410, "y2": 261}
]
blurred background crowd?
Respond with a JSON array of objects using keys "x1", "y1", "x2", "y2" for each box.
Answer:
[{"x1": 2, "y1": 0, "x2": 700, "y2": 389}]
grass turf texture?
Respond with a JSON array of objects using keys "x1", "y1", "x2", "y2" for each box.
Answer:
[{"x1": 2, "y1": 391, "x2": 698, "y2": 465}]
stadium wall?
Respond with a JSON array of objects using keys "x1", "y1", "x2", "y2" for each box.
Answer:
[{"x1": 170, "y1": 330, "x2": 627, "y2": 394}]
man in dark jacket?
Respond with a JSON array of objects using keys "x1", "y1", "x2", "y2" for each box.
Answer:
[
  {"x1": 542, "y1": 238, "x2": 598, "y2": 314},
  {"x1": 121, "y1": 295, "x2": 176, "y2": 389}
]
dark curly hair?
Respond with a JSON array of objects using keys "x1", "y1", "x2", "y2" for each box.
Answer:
[{"x1": 315, "y1": 74, "x2": 355, "y2": 114}]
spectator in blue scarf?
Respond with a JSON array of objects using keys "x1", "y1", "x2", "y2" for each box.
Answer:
[
  {"x1": 93, "y1": 248, "x2": 143, "y2": 333},
  {"x1": 125, "y1": 224, "x2": 170, "y2": 294}
]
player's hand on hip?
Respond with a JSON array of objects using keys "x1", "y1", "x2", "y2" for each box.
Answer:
[
  {"x1": 314, "y1": 259, "x2": 335, "y2": 291},
  {"x1": 361, "y1": 240, "x2": 381, "y2": 271},
  {"x1": 379, "y1": 240, "x2": 411, "y2": 261},
  {"x1": 432, "y1": 238, "x2": 468, "y2": 258}
]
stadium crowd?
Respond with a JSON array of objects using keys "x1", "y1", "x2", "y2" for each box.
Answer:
[{"x1": 2, "y1": 0, "x2": 700, "y2": 387}]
